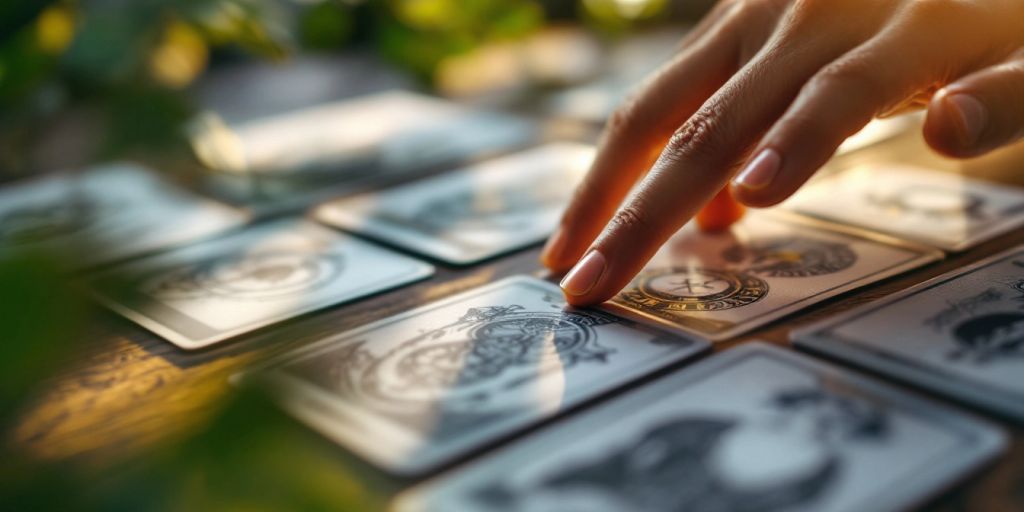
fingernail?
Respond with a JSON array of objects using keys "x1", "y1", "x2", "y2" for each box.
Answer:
[
  {"x1": 732, "y1": 148, "x2": 781, "y2": 191},
  {"x1": 541, "y1": 225, "x2": 567, "y2": 266},
  {"x1": 946, "y1": 93, "x2": 987, "y2": 146},
  {"x1": 560, "y1": 250, "x2": 606, "y2": 297}
]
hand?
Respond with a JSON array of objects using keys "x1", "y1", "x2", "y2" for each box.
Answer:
[{"x1": 542, "y1": 0, "x2": 1024, "y2": 306}]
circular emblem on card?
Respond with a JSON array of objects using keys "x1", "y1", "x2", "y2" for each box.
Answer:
[
  {"x1": 148, "y1": 251, "x2": 343, "y2": 301},
  {"x1": 624, "y1": 267, "x2": 768, "y2": 312},
  {"x1": 0, "y1": 198, "x2": 109, "y2": 246},
  {"x1": 867, "y1": 186, "x2": 986, "y2": 220},
  {"x1": 721, "y1": 237, "x2": 857, "y2": 278}
]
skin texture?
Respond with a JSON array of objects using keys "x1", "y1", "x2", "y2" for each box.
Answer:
[{"x1": 543, "y1": 0, "x2": 1024, "y2": 306}]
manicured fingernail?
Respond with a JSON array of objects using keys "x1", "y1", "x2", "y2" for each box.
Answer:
[
  {"x1": 946, "y1": 93, "x2": 987, "y2": 146},
  {"x1": 541, "y1": 225, "x2": 567, "y2": 266},
  {"x1": 733, "y1": 148, "x2": 781, "y2": 191},
  {"x1": 560, "y1": 250, "x2": 606, "y2": 297}
]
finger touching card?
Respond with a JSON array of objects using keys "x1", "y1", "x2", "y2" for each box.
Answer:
[
  {"x1": 89, "y1": 219, "x2": 433, "y2": 350},
  {"x1": 604, "y1": 212, "x2": 943, "y2": 341},
  {"x1": 238, "y1": 276, "x2": 708, "y2": 475}
]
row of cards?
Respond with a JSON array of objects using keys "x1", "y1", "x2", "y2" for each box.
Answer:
[
  {"x1": 7, "y1": 138, "x2": 1024, "y2": 352},
  {"x1": 236, "y1": 276, "x2": 1008, "y2": 512}
]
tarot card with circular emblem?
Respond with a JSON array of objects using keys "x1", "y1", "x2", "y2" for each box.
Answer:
[
  {"x1": 88, "y1": 218, "x2": 433, "y2": 350},
  {"x1": 780, "y1": 165, "x2": 1024, "y2": 252},
  {"x1": 235, "y1": 276, "x2": 709, "y2": 475},
  {"x1": 602, "y1": 211, "x2": 944, "y2": 342}
]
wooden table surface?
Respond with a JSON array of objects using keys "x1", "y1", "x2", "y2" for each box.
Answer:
[{"x1": 12, "y1": 125, "x2": 1024, "y2": 511}]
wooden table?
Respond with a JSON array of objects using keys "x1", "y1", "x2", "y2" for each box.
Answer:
[{"x1": 12, "y1": 126, "x2": 1024, "y2": 511}]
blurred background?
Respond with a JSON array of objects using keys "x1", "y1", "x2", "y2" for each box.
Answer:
[{"x1": 0, "y1": 1, "x2": 725, "y2": 509}]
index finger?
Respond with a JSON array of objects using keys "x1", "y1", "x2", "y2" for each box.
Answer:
[
  {"x1": 559, "y1": 24, "x2": 858, "y2": 306},
  {"x1": 540, "y1": 3, "x2": 742, "y2": 272}
]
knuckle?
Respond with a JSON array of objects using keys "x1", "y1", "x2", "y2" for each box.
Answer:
[
  {"x1": 664, "y1": 109, "x2": 725, "y2": 161},
  {"x1": 809, "y1": 60, "x2": 876, "y2": 95},
  {"x1": 609, "y1": 205, "x2": 654, "y2": 233},
  {"x1": 606, "y1": 97, "x2": 643, "y2": 136}
]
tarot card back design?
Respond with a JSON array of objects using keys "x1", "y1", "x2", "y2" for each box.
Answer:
[
  {"x1": 314, "y1": 143, "x2": 594, "y2": 264},
  {"x1": 605, "y1": 212, "x2": 942, "y2": 341},
  {"x1": 0, "y1": 164, "x2": 246, "y2": 267},
  {"x1": 244, "y1": 276, "x2": 708, "y2": 474},
  {"x1": 195, "y1": 90, "x2": 534, "y2": 177},
  {"x1": 781, "y1": 165, "x2": 1024, "y2": 251},
  {"x1": 90, "y1": 219, "x2": 433, "y2": 350},
  {"x1": 394, "y1": 343, "x2": 1006, "y2": 512},
  {"x1": 795, "y1": 245, "x2": 1024, "y2": 422}
]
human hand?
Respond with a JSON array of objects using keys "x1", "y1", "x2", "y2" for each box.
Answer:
[{"x1": 542, "y1": 0, "x2": 1024, "y2": 306}]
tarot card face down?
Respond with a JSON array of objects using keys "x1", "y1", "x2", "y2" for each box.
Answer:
[
  {"x1": 394, "y1": 343, "x2": 1006, "y2": 512},
  {"x1": 604, "y1": 213, "x2": 942, "y2": 342},
  {"x1": 192, "y1": 90, "x2": 535, "y2": 178},
  {"x1": 781, "y1": 165, "x2": 1024, "y2": 252},
  {"x1": 243, "y1": 276, "x2": 708, "y2": 475},
  {"x1": 795, "y1": 245, "x2": 1024, "y2": 423},
  {"x1": 314, "y1": 143, "x2": 595, "y2": 264},
  {"x1": 0, "y1": 164, "x2": 246, "y2": 267},
  {"x1": 90, "y1": 219, "x2": 433, "y2": 350}
]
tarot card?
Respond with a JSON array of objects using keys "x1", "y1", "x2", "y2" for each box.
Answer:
[
  {"x1": 0, "y1": 163, "x2": 246, "y2": 268},
  {"x1": 192, "y1": 90, "x2": 535, "y2": 178},
  {"x1": 314, "y1": 143, "x2": 594, "y2": 264},
  {"x1": 794, "y1": 245, "x2": 1024, "y2": 423},
  {"x1": 239, "y1": 276, "x2": 708, "y2": 475},
  {"x1": 781, "y1": 165, "x2": 1024, "y2": 252},
  {"x1": 90, "y1": 219, "x2": 433, "y2": 350},
  {"x1": 394, "y1": 343, "x2": 1006, "y2": 512},
  {"x1": 604, "y1": 212, "x2": 943, "y2": 342}
]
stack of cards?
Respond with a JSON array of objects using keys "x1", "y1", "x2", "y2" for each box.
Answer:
[
  {"x1": 314, "y1": 143, "x2": 595, "y2": 264},
  {"x1": 782, "y1": 165, "x2": 1024, "y2": 252},
  {"x1": 394, "y1": 344, "x2": 1005, "y2": 512},
  {"x1": 193, "y1": 90, "x2": 535, "y2": 179},
  {"x1": 795, "y1": 245, "x2": 1024, "y2": 422},
  {"x1": 241, "y1": 276, "x2": 708, "y2": 474},
  {"x1": 0, "y1": 164, "x2": 246, "y2": 268},
  {"x1": 604, "y1": 212, "x2": 942, "y2": 341},
  {"x1": 90, "y1": 219, "x2": 433, "y2": 350}
]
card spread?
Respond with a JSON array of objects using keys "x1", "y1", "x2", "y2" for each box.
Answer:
[
  {"x1": 794, "y1": 245, "x2": 1024, "y2": 423},
  {"x1": 90, "y1": 219, "x2": 433, "y2": 350},
  {"x1": 241, "y1": 276, "x2": 708, "y2": 475},
  {"x1": 394, "y1": 343, "x2": 1006, "y2": 512},
  {"x1": 314, "y1": 143, "x2": 595, "y2": 264},
  {"x1": 781, "y1": 165, "x2": 1024, "y2": 252},
  {"x1": 0, "y1": 163, "x2": 246, "y2": 267},
  {"x1": 604, "y1": 212, "x2": 943, "y2": 341},
  {"x1": 193, "y1": 90, "x2": 535, "y2": 177}
]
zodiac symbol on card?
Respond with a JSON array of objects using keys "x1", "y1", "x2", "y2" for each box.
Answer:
[
  {"x1": 472, "y1": 387, "x2": 889, "y2": 512},
  {"x1": 0, "y1": 196, "x2": 111, "y2": 246},
  {"x1": 866, "y1": 186, "x2": 987, "y2": 220},
  {"x1": 621, "y1": 268, "x2": 768, "y2": 312},
  {"x1": 722, "y1": 237, "x2": 857, "y2": 278},
  {"x1": 144, "y1": 251, "x2": 344, "y2": 301},
  {"x1": 337, "y1": 306, "x2": 615, "y2": 418},
  {"x1": 947, "y1": 312, "x2": 1024, "y2": 364}
]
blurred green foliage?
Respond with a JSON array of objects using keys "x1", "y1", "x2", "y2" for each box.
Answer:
[
  {"x1": 374, "y1": 0, "x2": 545, "y2": 78},
  {"x1": 0, "y1": 1, "x2": 686, "y2": 509}
]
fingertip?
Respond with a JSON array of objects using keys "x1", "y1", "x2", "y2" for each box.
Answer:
[{"x1": 924, "y1": 88, "x2": 987, "y2": 158}]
